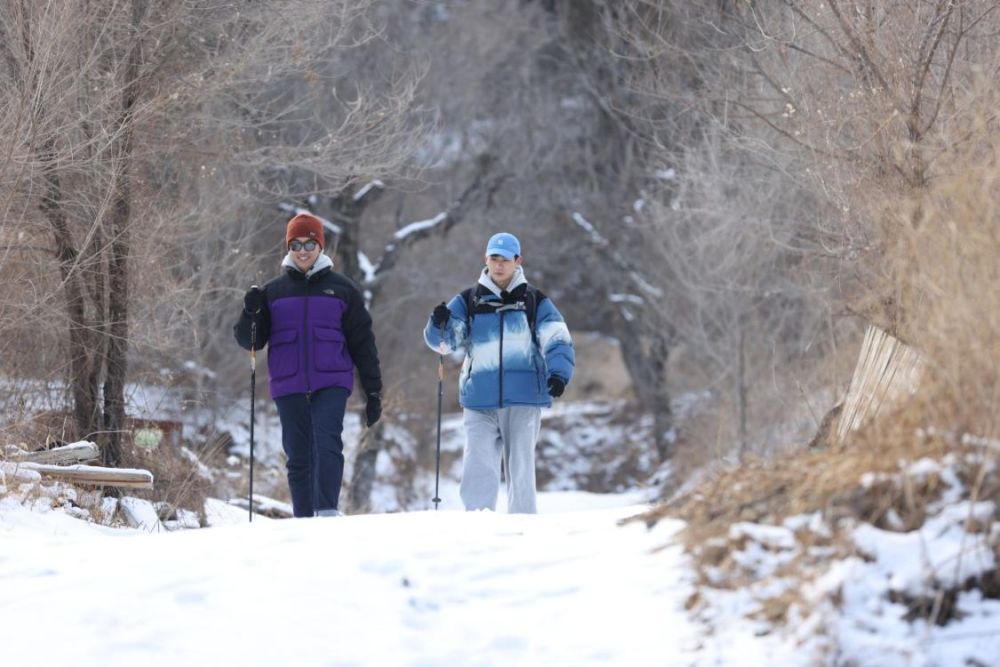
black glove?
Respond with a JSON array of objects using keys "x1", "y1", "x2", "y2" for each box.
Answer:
[
  {"x1": 243, "y1": 285, "x2": 264, "y2": 315},
  {"x1": 365, "y1": 392, "x2": 382, "y2": 427},
  {"x1": 431, "y1": 302, "x2": 450, "y2": 327},
  {"x1": 547, "y1": 377, "x2": 565, "y2": 398}
]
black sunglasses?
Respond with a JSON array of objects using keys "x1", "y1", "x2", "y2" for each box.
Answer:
[{"x1": 289, "y1": 240, "x2": 319, "y2": 252}]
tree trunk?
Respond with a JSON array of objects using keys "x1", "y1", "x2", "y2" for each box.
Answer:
[
  {"x1": 102, "y1": 191, "x2": 130, "y2": 467},
  {"x1": 737, "y1": 321, "x2": 748, "y2": 458},
  {"x1": 101, "y1": 0, "x2": 146, "y2": 467},
  {"x1": 349, "y1": 428, "x2": 381, "y2": 514},
  {"x1": 329, "y1": 183, "x2": 382, "y2": 513},
  {"x1": 328, "y1": 185, "x2": 382, "y2": 282},
  {"x1": 86, "y1": 219, "x2": 108, "y2": 437},
  {"x1": 40, "y1": 142, "x2": 101, "y2": 442},
  {"x1": 614, "y1": 318, "x2": 674, "y2": 461}
]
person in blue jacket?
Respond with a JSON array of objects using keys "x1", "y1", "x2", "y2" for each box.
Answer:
[
  {"x1": 424, "y1": 232, "x2": 574, "y2": 513},
  {"x1": 235, "y1": 213, "x2": 382, "y2": 517}
]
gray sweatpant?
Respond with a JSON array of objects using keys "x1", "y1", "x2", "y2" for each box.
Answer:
[{"x1": 461, "y1": 406, "x2": 543, "y2": 514}]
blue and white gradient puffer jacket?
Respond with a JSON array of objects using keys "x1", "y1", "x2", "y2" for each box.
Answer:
[{"x1": 424, "y1": 267, "x2": 574, "y2": 410}]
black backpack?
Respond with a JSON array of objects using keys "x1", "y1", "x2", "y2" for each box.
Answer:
[{"x1": 461, "y1": 284, "x2": 544, "y2": 348}]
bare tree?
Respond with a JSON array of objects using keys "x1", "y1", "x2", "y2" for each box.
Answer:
[
  {"x1": 533, "y1": 0, "x2": 851, "y2": 457},
  {"x1": 717, "y1": 0, "x2": 1000, "y2": 336},
  {"x1": 600, "y1": 0, "x2": 1000, "y2": 454},
  {"x1": 0, "y1": 1, "x2": 423, "y2": 464}
]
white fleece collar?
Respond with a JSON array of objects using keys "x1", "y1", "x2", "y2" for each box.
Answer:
[
  {"x1": 282, "y1": 252, "x2": 333, "y2": 278},
  {"x1": 478, "y1": 265, "x2": 526, "y2": 296}
]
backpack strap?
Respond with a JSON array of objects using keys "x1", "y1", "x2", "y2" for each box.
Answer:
[
  {"x1": 462, "y1": 284, "x2": 546, "y2": 349},
  {"x1": 461, "y1": 286, "x2": 477, "y2": 333},
  {"x1": 524, "y1": 286, "x2": 539, "y2": 348}
]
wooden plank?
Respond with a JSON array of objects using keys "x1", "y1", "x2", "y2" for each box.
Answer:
[{"x1": 17, "y1": 463, "x2": 154, "y2": 489}]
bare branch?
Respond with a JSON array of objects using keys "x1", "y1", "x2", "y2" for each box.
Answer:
[{"x1": 373, "y1": 156, "x2": 508, "y2": 281}]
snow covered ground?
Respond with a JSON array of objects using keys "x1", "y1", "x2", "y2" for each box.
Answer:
[
  {"x1": 3, "y1": 462, "x2": 1000, "y2": 666},
  {"x1": 3, "y1": 390, "x2": 999, "y2": 666},
  {"x1": 2, "y1": 492, "x2": 699, "y2": 666}
]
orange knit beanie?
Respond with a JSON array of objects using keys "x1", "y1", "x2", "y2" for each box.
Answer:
[{"x1": 285, "y1": 213, "x2": 324, "y2": 249}]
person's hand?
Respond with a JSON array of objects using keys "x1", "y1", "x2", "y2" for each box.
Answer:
[
  {"x1": 365, "y1": 392, "x2": 382, "y2": 427},
  {"x1": 547, "y1": 377, "x2": 565, "y2": 398},
  {"x1": 431, "y1": 302, "x2": 450, "y2": 327},
  {"x1": 243, "y1": 286, "x2": 264, "y2": 315}
]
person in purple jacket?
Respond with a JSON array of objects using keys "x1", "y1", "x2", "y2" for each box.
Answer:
[{"x1": 234, "y1": 213, "x2": 382, "y2": 517}]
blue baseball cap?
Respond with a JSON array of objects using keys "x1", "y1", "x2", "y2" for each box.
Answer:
[{"x1": 485, "y1": 232, "x2": 521, "y2": 259}]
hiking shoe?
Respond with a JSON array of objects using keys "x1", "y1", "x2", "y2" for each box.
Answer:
[{"x1": 316, "y1": 508, "x2": 343, "y2": 517}]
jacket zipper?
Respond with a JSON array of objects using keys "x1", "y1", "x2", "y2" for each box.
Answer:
[
  {"x1": 498, "y1": 310, "x2": 505, "y2": 407},
  {"x1": 303, "y1": 275, "x2": 311, "y2": 393}
]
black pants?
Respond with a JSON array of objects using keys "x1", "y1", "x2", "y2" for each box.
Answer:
[{"x1": 273, "y1": 386, "x2": 349, "y2": 517}]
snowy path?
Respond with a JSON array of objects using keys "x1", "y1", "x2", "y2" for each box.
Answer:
[{"x1": 0, "y1": 496, "x2": 696, "y2": 666}]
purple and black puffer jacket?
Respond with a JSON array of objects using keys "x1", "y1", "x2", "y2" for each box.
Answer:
[{"x1": 234, "y1": 255, "x2": 382, "y2": 400}]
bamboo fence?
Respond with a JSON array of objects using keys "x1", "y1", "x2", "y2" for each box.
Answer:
[{"x1": 836, "y1": 324, "x2": 924, "y2": 443}]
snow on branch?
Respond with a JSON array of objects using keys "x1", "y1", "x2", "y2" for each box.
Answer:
[
  {"x1": 365, "y1": 156, "x2": 505, "y2": 294},
  {"x1": 353, "y1": 180, "x2": 385, "y2": 202},
  {"x1": 358, "y1": 251, "x2": 377, "y2": 284},
  {"x1": 393, "y1": 212, "x2": 448, "y2": 240},
  {"x1": 610, "y1": 294, "x2": 644, "y2": 305},
  {"x1": 571, "y1": 211, "x2": 662, "y2": 298},
  {"x1": 629, "y1": 272, "x2": 663, "y2": 298},
  {"x1": 571, "y1": 212, "x2": 609, "y2": 247},
  {"x1": 374, "y1": 211, "x2": 450, "y2": 278}
]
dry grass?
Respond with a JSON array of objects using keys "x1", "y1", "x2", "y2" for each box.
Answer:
[
  {"x1": 634, "y1": 78, "x2": 1000, "y2": 634},
  {"x1": 638, "y1": 412, "x2": 999, "y2": 629},
  {"x1": 869, "y1": 74, "x2": 999, "y2": 426},
  {"x1": 117, "y1": 438, "x2": 221, "y2": 525},
  {"x1": 642, "y1": 408, "x2": 955, "y2": 540},
  {"x1": 651, "y1": 67, "x2": 1000, "y2": 533}
]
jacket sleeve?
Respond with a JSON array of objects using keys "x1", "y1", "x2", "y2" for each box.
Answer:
[
  {"x1": 343, "y1": 286, "x2": 382, "y2": 396},
  {"x1": 535, "y1": 297, "x2": 574, "y2": 385},
  {"x1": 423, "y1": 294, "x2": 469, "y2": 354},
  {"x1": 233, "y1": 288, "x2": 271, "y2": 351}
]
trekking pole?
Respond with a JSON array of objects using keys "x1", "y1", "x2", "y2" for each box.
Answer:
[
  {"x1": 432, "y1": 328, "x2": 445, "y2": 510},
  {"x1": 248, "y1": 315, "x2": 257, "y2": 523}
]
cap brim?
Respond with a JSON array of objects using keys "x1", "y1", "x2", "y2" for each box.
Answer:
[{"x1": 486, "y1": 248, "x2": 517, "y2": 259}]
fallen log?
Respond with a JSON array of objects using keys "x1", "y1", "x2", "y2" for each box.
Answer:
[
  {"x1": 16, "y1": 462, "x2": 154, "y2": 489},
  {"x1": 6, "y1": 441, "x2": 101, "y2": 465},
  {"x1": 0, "y1": 461, "x2": 43, "y2": 483},
  {"x1": 229, "y1": 494, "x2": 294, "y2": 519}
]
